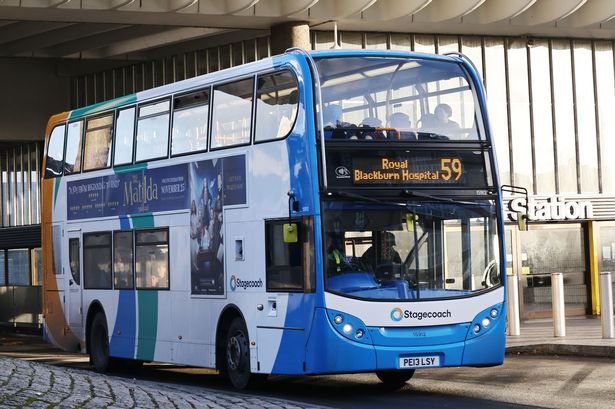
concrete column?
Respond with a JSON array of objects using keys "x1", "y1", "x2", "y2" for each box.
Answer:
[{"x1": 270, "y1": 22, "x2": 310, "y2": 56}]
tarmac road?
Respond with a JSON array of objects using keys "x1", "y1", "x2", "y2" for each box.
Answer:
[{"x1": 1, "y1": 332, "x2": 614, "y2": 409}]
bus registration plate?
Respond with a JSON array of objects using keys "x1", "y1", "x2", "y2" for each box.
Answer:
[{"x1": 399, "y1": 356, "x2": 440, "y2": 368}]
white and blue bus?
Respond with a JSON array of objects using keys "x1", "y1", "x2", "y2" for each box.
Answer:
[{"x1": 42, "y1": 48, "x2": 507, "y2": 389}]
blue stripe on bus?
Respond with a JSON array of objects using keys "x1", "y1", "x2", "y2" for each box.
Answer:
[
  {"x1": 272, "y1": 294, "x2": 306, "y2": 374},
  {"x1": 109, "y1": 290, "x2": 137, "y2": 359},
  {"x1": 136, "y1": 290, "x2": 158, "y2": 361},
  {"x1": 119, "y1": 215, "x2": 131, "y2": 230}
]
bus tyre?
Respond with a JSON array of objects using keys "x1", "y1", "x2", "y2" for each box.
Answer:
[
  {"x1": 225, "y1": 317, "x2": 253, "y2": 389},
  {"x1": 90, "y1": 312, "x2": 111, "y2": 371},
  {"x1": 375, "y1": 370, "x2": 415, "y2": 388}
]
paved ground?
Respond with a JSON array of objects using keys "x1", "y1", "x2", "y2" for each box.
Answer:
[
  {"x1": 506, "y1": 316, "x2": 615, "y2": 358},
  {"x1": 0, "y1": 355, "x2": 322, "y2": 409},
  {"x1": 2, "y1": 316, "x2": 615, "y2": 409}
]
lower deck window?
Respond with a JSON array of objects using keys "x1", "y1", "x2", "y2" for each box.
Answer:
[
  {"x1": 84, "y1": 232, "x2": 112, "y2": 289},
  {"x1": 135, "y1": 229, "x2": 169, "y2": 289}
]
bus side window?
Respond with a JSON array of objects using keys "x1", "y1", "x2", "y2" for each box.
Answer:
[
  {"x1": 265, "y1": 219, "x2": 314, "y2": 292},
  {"x1": 84, "y1": 114, "x2": 113, "y2": 171},
  {"x1": 114, "y1": 231, "x2": 134, "y2": 289},
  {"x1": 211, "y1": 78, "x2": 254, "y2": 149},
  {"x1": 114, "y1": 107, "x2": 135, "y2": 166},
  {"x1": 135, "y1": 229, "x2": 169, "y2": 290},
  {"x1": 171, "y1": 89, "x2": 210, "y2": 156},
  {"x1": 83, "y1": 232, "x2": 112, "y2": 290},
  {"x1": 64, "y1": 120, "x2": 84, "y2": 174},
  {"x1": 44, "y1": 124, "x2": 66, "y2": 178},
  {"x1": 135, "y1": 100, "x2": 170, "y2": 162},
  {"x1": 255, "y1": 70, "x2": 299, "y2": 142}
]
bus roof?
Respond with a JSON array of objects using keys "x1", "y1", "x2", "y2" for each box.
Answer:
[{"x1": 57, "y1": 48, "x2": 466, "y2": 124}]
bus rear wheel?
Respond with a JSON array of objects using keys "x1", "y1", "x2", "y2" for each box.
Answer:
[
  {"x1": 225, "y1": 317, "x2": 254, "y2": 389},
  {"x1": 90, "y1": 312, "x2": 111, "y2": 371},
  {"x1": 375, "y1": 370, "x2": 415, "y2": 388}
]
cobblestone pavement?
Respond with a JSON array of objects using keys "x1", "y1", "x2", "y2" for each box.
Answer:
[{"x1": 0, "y1": 356, "x2": 325, "y2": 409}]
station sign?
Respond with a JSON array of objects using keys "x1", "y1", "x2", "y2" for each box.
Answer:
[{"x1": 503, "y1": 195, "x2": 615, "y2": 222}]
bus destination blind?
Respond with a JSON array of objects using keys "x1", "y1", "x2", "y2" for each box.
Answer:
[{"x1": 327, "y1": 150, "x2": 488, "y2": 188}]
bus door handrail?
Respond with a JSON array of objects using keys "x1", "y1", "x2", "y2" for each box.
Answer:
[{"x1": 286, "y1": 47, "x2": 329, "y2": 190}]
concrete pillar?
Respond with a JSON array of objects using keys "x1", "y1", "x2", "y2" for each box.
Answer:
[{"x1": 270, "y1": 22, "x2": 310, "y2": 56}]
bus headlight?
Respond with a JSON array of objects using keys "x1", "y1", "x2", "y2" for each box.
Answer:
[
  {"x1": 482, "y1": 317, "x2": 491, "y2": 328},
  {"x1": 327, "y1": 309, "x2": 372, "y2": 345},
  {"x1": 490, "y1": 309, "x2": 498, "y2": 318},
  {"x1": 473, "y1": 324, "x2": 481, "y2": 333}
]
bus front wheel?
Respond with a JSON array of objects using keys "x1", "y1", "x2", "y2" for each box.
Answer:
[
  {"x1": 375, "y1": 370, "x2": 415, "y2": 388},
  {"x1": 225, "y1": 317, "x2": 254, "y2": 389},
  {"x1": 90, "y1": 312, "x2": 111, "y2": 371}
]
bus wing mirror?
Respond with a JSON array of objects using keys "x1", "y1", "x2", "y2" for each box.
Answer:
[{"x1": 283, "y1": 223, "x2": 298, "y2": 243}]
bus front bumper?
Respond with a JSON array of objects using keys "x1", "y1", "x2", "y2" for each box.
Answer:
[{"x1": 304, "y1": 306, "x2": 505, "y2": 374}]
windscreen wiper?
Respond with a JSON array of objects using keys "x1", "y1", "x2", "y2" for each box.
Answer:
[
  {"x1": 401, "y1": 189, "x2": 481, "y2": 206},
  {"x1": 333, "y1": 191, "x2": 405, "y2": 207}
]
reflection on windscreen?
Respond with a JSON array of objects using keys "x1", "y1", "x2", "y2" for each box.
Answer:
[
  {"x1": 315, "y1": 56, "x2": 481, "y2": 142},
  {"x1": 324, "y1": 200, "x2": 500, "y2": 301}
]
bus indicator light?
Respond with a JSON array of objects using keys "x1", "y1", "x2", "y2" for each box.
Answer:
[{"x1": 334, "y1": 314, "x2": 344, "y2": 324}]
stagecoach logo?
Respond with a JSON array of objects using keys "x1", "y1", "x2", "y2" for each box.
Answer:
[
  {"x1": 335, "y1": 166, "x2": 351, "y2": 179},
  {"x1": 229, "y1": 275, "x2": 263, "y2": 291},
  {"x1": 390, "y1": 307, "x2": 403, "y2": 322},
  {"x1": 390, "y1": 308, "x2": 452, "y2": 322}
]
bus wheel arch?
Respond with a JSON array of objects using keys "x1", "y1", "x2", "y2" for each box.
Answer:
[
  {"x1": 85, "y1": 301, "x2": 112, "y2": 371},
  {"x1": 215, "y1": 305, "x2": 245, "y2": 375},
  {"x1": 85, "y1": 301, "x2": 105, "y2": 357}
]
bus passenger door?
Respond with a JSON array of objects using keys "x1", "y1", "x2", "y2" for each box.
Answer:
[{"x1": 66, "y1": 230, "x2": 83, "y2": 335}]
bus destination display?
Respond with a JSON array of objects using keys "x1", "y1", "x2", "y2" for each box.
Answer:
[
  {"x1": 326, "y1": 150, "x2": 489, "y2": 189},
  {"x1": 353, "y1": 157, "x2": 462, "y2": 184}
]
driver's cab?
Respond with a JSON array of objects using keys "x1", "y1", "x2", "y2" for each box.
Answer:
[{"x1": 323, "y1": 201, "x2": 501, "y2": 301}]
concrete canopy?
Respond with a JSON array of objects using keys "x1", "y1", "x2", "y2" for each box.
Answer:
[{"x1": 0, "y1": 0, "x2": 614, "y2": 61}]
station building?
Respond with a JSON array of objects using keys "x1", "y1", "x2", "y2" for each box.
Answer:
[{"x1": 1, "y1": 0, "x2": 614, "y2": 328}]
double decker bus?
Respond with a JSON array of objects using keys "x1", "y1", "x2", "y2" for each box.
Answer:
[{"x1": 42, "y1": 48, "x2": 506, "y2": 389}]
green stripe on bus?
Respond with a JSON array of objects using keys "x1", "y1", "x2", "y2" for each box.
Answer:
[
  {"x1": 114, "y1": 162, "x2": 148, "y2": 174},
  {"x1": 136, "y1": 290, "x2": 158, "y2": 361},
  {"x1": 69, "y1": 94, "x2": 137, "y2": 120},
  {"x1": 53, "y1": 177, "x2": 61, "y2": 208},
  {"x1": 131, "y1": 214, "x2": 154, "y2": 229}
]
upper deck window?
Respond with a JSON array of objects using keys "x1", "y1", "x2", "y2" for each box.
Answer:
[
  {"x1": 211, "y1": 78, "x2": 254, "y2": 149},
  {"x1": 114, "y1": 107, "x2": 135, "y2": 166},
  {"x1": 136, "y1": 100, "x2": 170, "y2": 162},
  {"x1": 255, "y1": 70, "x2": 299, "y2": 142},
  {"x1": 44, "y1": 124, "x2": 66, "y2": 178},
  {"x1": 64, "y1": 120, "x2": 84, "y2": 174},
  {"x1": 315, "y1": 56, "x2": 481, "y2": 142},
  {"x1": 83, "y1": 114, "x2": 113, "y2": 171},
  {"x1": 171, "y1": 89, "x2": 210, "y2": 156}
]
